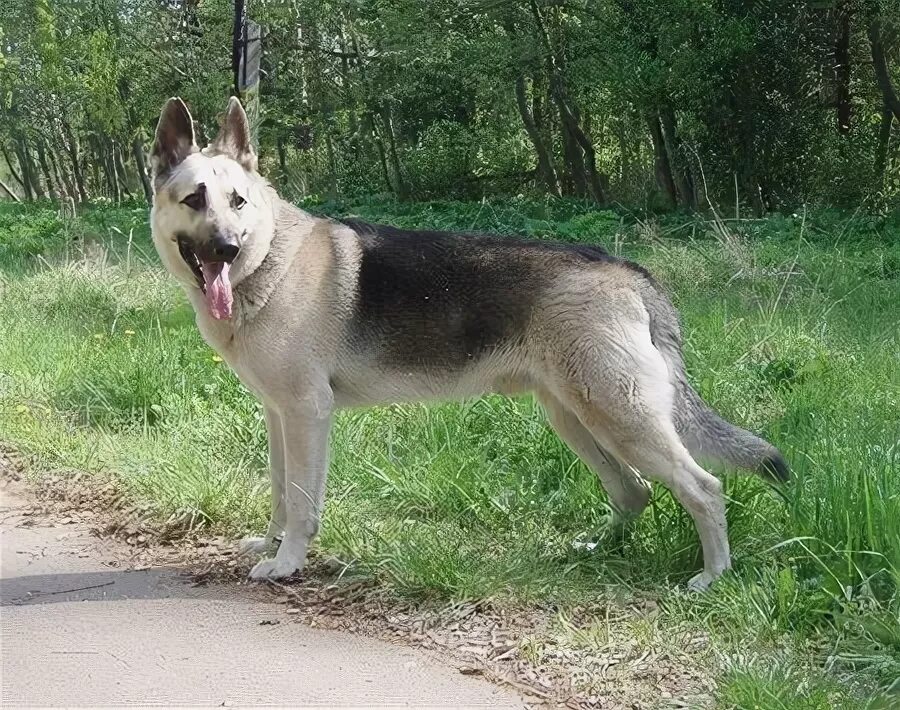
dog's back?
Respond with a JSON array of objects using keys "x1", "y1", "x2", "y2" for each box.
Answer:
[{"x1": 337, "y1": 218, "x2": 615, "y2": 372}]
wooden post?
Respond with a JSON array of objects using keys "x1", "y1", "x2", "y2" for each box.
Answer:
[{"x1": 233, "y1": 1, "x2": 261, "y2": 148}]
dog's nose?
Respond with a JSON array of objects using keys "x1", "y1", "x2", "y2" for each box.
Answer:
[{"x1": 205, "y1": 233, "x2": 240, "y2": 263}]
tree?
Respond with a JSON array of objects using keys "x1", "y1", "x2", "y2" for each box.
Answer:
[{"x1": 0, "y1": 0, "x2": 896, "y2": 209}]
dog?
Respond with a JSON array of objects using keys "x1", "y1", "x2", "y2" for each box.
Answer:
[{"x1": 149, "y1": 96, "x2": 788, "y2": 591}]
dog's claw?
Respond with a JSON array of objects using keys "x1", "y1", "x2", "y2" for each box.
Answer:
[{"x1": 248, "y1": 556, "x2": 301, "y2": 581}]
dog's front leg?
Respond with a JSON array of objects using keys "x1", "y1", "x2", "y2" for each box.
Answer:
[
  {"x1": 239, "y1": 406, "x2": 286, "y2": 556},
  {"x1": 248, "y1": 402, "x2": 332, "y2": 581}
]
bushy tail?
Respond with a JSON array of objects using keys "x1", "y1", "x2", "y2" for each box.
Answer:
[
  {"x1": 637, "y1": 277, "x2": 790, "y2": 482},
  {"x1": 674, "y1": 383, "x2": 789, "y2": 482}
]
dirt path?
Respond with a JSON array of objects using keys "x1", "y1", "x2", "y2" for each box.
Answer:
[{"x1": 0, "y1": 480, "x2": 524, "y2": 707}]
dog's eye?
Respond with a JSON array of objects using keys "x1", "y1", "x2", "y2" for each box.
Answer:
[
  {"x1": 181, "y1": 192, "x2": 206, "y2": 211},
  {"x1": 231, "y1": 192, "x2": 246, "y2": 210}
]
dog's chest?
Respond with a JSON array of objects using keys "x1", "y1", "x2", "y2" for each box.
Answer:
[{"x1": 192, "y1": 307, "x2": 262, "y2": 390}]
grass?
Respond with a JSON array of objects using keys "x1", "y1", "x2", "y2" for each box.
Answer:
[{"x1": 0, "y1": 197, "x2": 898, "y2": 706}]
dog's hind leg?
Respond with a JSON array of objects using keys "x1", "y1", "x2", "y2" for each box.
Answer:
[
  {"x1": 538, "y1": 390, "x2": 650, "y2": 521},
  {"x1": 554, "y1": 324, "x2": 731, "y2": 590},
  {"x1": 618, "y1": 435, "x2": 729, "y2": 591},
  {"x1": 239, "y1": 406, "x2": 287, "y2": 556}
]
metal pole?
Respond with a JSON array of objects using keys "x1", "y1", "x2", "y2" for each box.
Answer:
[{"x1": 232, "y1": 0, "x2": 245, "y2": 98}]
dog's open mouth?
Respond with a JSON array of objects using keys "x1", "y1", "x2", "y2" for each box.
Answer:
[{"x1": 177, "y1": 237, "x2": 234, "y2": 321}]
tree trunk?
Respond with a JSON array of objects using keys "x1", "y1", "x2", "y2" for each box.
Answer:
[
  {"x1": 617, "y1": 120, "x2": 631, "y2": 186},
  {"x1": 86, "y1": 151, "x2": 97, "y2": 197},
  {"x1": 533, "y1": 78, "x2": 545, "y2": 131},
  {"x1": 20, "y1": 139, "x2": 42, "y2": 198},
  {"x1": 324, "y1": 131, "x2": 339, "y2": 199},
  {"x1": 118, "y1": 73, "x2": 149, "y2": 202},
  {"x1": 532, "y1": 75, "x2": 554, "y2": 161},
  {"x1": 554, "y1": 88, "x2": 607, "y2": 201},
  {"x1": 13, "y1": 140, "x2": 36, "y2": 201},
  {"x1": 104, "y1": 137, "x2": 120, "y2": 202},
  {"x1": 276, "y1": 135, "x2": 287, "y2": 174},
  {"x1": 365, "y1": 112, "x2": 394, "y2": 194},
  {"x1": 98, "y1": 135, "x2": 120, "y2": 201},
  {"x1": 25, "y1": 140, "x2": 45, "y2": 198},
  {"x1": 528, "y1": 0, "x2": 605, "y2": 203},
  {"x1": 47, "y1": 140, "x2": 74, "y2": 200},
  {"x1": 131, "y1": 137, "x2": 152, "y2": 203},
  {"x1": 582, "y1": 109, "x2": 610, "y2": 200},
  {"x1": 835, "y1": 3, "x2": 852, "y2": 134},
  {"x1": 727, "y1": 84, "x2": 764, "y2": 216},
  {"x1": 660, "y1": 106, "x2": 695, "y2": 208},
  {"x1": 115, "y1": 149, "x2": 126, "y2": 197},
  {"x1": 0, "y1": 141, "x2": 25, "y2": 190},
  {"x1": 379, "y1": 105, "x2": 408, "y2": 199},
  {"x1": 348, "y1": 26, "x2": 406, "y2": 198},
  {"x1": 36, "y1": 140, "x2": 57, "y2": 197},
  {"x1": 0, "y1": 176, "x2": 19, "y2": 201},
  {"x1": 869, "y1": 18, "x2": 900, "y2": 123},
  {"x1": 514, "y1": 75, "x2": 560, "y2": 195},
  {"x1": 874, "y1": 103, "x2": 893, "y2": 180},
  {"x1": 113, "y1": 141, "x2": 132, "y2": 198},
  {"x1": 647, "y1": 115, "x2": 677, "y2": 207},
  {"x1": 502, "y1": 17, "x2": 559, "y2": 196},
  {"x1": 61, "y1": 120, "x2": 88, "y2": 203},
  {"x1": 561, "y1": 125, "x2": 587, "y2": 197},
  {"x1": 338, "y1": 25, "x2": 361, "y2": 158},
  {"x1": 85, "y1": 137, "x2": 101, "y2": 197}
]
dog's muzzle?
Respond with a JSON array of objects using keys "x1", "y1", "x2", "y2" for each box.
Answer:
[
  {"x1": 198, "y1": 233, "x2": 240, "y2": 264},
  {"x1": 177, "y1": 234, "x2": 240, "y2": 292}
]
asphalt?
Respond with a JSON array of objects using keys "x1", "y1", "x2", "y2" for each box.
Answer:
[{"x1": 0, "y1": 481, "x2": 524, "y2": 708}]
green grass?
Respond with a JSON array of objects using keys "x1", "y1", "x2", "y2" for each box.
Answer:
[{"x1": 0, "y1": 197, "x2": 898, "y2": 705}]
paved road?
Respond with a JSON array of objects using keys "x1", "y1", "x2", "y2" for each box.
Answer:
[{"x1": 0, "y1": 482, "x2": 524, "y2": 708}]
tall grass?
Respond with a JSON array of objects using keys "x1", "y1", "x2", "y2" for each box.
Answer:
[{"x1": 0, "y1": 198, "x2": 897, "y2": 703}]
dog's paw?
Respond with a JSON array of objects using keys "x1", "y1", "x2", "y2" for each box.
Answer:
[
  {"x1": 238, "y1": 536, "x2": 276, "y2": 556},
  {"x1": 687, "y1": 571, "x2": 718, "y2": 592},
  {"x1": 248, "y1": 556, "x2": 301, "y2": 581}
]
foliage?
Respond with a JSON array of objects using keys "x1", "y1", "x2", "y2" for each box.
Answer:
[{"x1": 0, "y1": 1, "x2": 899, "y2": 210}]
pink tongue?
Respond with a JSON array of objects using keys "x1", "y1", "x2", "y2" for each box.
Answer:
[{"x1": 201, "y1": 262, "x2": 233, "y2": 320}]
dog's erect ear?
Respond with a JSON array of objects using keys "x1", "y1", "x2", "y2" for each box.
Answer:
[
  {"x1": 208, "y1": 97, "x2": 257, "y2": 172},
  {"x1": 151, "y1": 98, "x2": 197, "y2": 179}
]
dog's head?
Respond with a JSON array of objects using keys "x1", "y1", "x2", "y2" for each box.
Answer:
[{"x1": 150, "y1": 97, "x2": 273, "y2": 320}]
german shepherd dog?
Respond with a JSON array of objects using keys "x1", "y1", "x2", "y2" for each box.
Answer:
[{"x1": 150, "y1": 97, "x2": 788, "y2": 591}]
